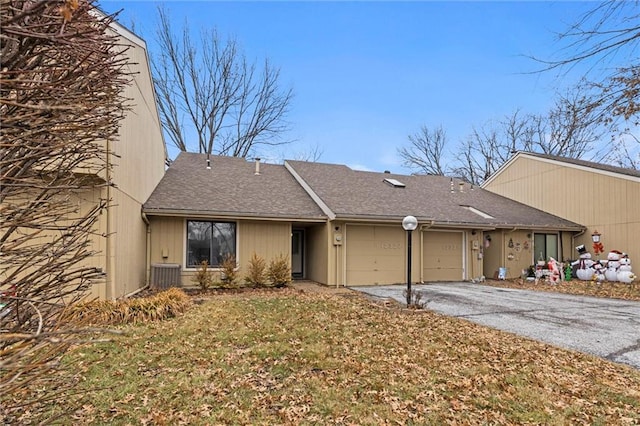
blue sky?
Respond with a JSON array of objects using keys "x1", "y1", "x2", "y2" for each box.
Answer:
[{"x1": 100, "y1": 1, "x2": 600, "y2": 174}]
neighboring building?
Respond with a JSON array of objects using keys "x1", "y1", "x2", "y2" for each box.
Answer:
[
  {"x1": 89, "y1": 20, "x2": 167, "y2": 299},
  {"x1": 482, "y1": 151, "x2": 640, "y2": 266},
  {"x1": 143, "y1": 153, "x2": 584, "y2": 286}
]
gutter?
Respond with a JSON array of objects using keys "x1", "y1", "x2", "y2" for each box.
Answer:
[{"x1": 142, "y1": 209, "x2": 327, "y2": 223}]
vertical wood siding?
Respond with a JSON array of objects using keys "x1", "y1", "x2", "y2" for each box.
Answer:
[{"x1": 485, "y1": 156, "x2": 640, "y2": 263}]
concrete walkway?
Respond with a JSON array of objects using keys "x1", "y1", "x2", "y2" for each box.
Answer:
[{"x1": 354, "y1": 282, "x2": 640, "y2": 370}]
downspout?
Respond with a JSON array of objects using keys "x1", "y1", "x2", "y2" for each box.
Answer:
[
  {"x1": 571, "y1": 228, "x2": 586, "y2": 256},
  {"x1": 141, "y1": 211, "x2": 151, "y2": 287},
  {"x1": 419, "y1": 221, "x2": 435, "y2": 283}
]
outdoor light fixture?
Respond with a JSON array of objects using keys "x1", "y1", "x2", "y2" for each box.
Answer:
[
  {"x1": 591, "y1": 230, "x2": 601, "y2": 243},
  {"x1": 402, "y1": 215, "x2": 418, "y2": 307}
]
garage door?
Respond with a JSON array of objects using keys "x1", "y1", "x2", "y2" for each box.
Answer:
[
  {"x1": 346, "y1": 225, "x2": 405, "y2": 285},
  {"x1": 423, "y1": 231, "x2": 464, "y2": 281}
]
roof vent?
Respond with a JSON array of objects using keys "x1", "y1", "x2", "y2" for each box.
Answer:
[
  {"x1": 206, "y1": 155, "x2": 211, "y2": 170},
  {"x1": 254, "y1": 158, "x2": 261, "y2": 175},
  {"x1": 383, "y1": 178, "x2": 405, "y2": 188}
]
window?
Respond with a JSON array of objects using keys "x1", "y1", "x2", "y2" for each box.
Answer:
[
  {"x1": 533, "y1": 233, "x2": 558, "y2": 262},
  {"x1": 186, "y1": 220, "x2": 236, "y2": 267}
]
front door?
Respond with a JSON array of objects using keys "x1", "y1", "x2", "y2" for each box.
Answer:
[{"x1": 291, "y1": 229, "x2": 304, "y2": 279}]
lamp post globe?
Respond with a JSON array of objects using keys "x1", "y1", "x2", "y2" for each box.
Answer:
[
  {"x1": 402, "y1": 215, "x2": 418, "y2": 307},
  {"x1": 402, "y1": 215, "x2": 418, "y2": 231}
]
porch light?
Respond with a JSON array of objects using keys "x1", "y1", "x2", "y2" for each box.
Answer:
[
  {"x1": 591, "y1": 230, "x2": 601, "y2": 243},
  {"x1": 402, "y1": 215, "x2": 418, "y2": 307}
]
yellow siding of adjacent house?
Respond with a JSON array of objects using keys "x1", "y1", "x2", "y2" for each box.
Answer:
[
  {"x1": 100, "y1": 28, "x2": 166, "y2": 298},
  {"x1": 485, "y1": 156, "x2": 640, "y2": 263}
]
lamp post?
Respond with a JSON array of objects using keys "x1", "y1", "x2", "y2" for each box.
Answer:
[
  {"x1": 592, "y1": 230, "x2": 603, "y2": 259},
  {"x1": 402, "y1": 215, "x2": 418, "y2": 307}
]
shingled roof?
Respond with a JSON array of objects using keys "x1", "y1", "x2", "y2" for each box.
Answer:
[
  {"x1": 143, "y1": 153, "x2": 326, "y2": 221},
  {"x1": 285, "y1": 160, "x2": 583, "y2": 230},
  {"x1": 144, "y1": 153, "x2": 583, "y2": 231}
]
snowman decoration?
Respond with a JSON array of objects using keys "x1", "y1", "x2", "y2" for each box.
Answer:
[
  {"x1": 617, "y1": 254, "x2": 636, "y2": 284},
  {"x1": 605, "y1": 250, "x2": 623, "y2": 282},
  {"x1": 592, "y1": 260, "x2": 606, "y2": 282},
  {"x1": 575, "y1": 245, "x2": 595, "y2": 281}
]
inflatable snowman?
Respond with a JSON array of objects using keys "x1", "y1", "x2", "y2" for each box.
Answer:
[
  {"x1": 575, "y1": 245, "x2": 595, "y2": 281},
  {"x1": 605, "y1": 250, "x2": 623, "y2": 282},
  {"x1": 592, "y1": 260, "x2": 606, "y2": 282},
  {"x1": 617, "y1": 255, "x2": 636, "y2": 284}
]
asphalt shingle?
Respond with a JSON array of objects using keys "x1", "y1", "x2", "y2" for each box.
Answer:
[
  {"x1": 286, "y1": 160, "x2": 584, "y2": 230},
  {"x1": 143, "y1": 153, "x2": 326, "y2": 220}
]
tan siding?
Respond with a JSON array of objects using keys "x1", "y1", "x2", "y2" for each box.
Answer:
[
  {"x1": 149, "y1": 216, "x2": 184, "y2": 268},
  {"x1": 485, "y1": 156, "x2": 640, "y2": 263},
  {"x1": 307, "y1": 223, "x2": 329, "y2": 284},
  {"x1": 238, "y1": 221, "x2": 291, "y2": 272},
  {"x1": 482, "y1": 231, "x2": 504, "y2": 280},
  {"x1": 467, "y1": 231, "x2": 483, "y2": 281},
  {"x1": 148, "y1": 218, "x2": 294, "y2": 286},
  {"x1": 109, "y1": 32, "x2": 165, "y2": 203},
  {"x1": 108, "y1": 189, "x2": 148, "y2": 297}
]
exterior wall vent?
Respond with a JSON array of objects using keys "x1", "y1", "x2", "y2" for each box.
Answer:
[{"x1": 150, "y1": 263, "x2": 181, "y2": 289}]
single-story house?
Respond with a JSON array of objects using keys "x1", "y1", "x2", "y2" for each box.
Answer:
[
  {"x1": 482, "y1": 152, "x2": 640, "y2": 265},
  {"x1": 142, "y1": 152, "x2": 584, "y2": 286}
]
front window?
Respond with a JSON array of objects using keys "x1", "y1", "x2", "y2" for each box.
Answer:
[
  {"x1": 533, "y1": 233, "x2": 558, "y2": 262},
  {"x1": 186, "y1": 220, "x2": 236, "y2": 267}
]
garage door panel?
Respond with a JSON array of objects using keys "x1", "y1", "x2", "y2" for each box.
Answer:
[
  {"x1": 346, "y1": 225, "x2": 404, "y2": 285},
  {"x1": 423, "y1": 231, "x2": 463, "y2": 281}
]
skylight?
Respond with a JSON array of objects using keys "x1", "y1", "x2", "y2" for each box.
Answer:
[
  {"x1": 462, "y1": 205, "x2": 494, "y2": 219},
  {"x1": 383, "y1": 178, "x2": 406, "y2": 188}
]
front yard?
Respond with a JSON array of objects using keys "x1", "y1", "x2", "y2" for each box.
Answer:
[{"x1": 17, "y1": 287, "x2": 640, "y2": 425}]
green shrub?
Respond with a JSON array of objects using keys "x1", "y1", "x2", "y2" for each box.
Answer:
[
  {"x1": 267, "y1": 253, "x2": 291, "y2": 287},
  {"x1": 191, "y1": 260, "x2": 214, "y2": 290},
  {"x1": 220, "y1": 254, "x2": 239, "y2": 288},
  {"x1": 245, "y1": 252, "x2": 268, "y2": 287}
]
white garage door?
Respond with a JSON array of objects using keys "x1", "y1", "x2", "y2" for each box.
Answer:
[
  {"x1": 423, "y1": 231, "x2": 464, "y2": 281},
  {"x1": 346, "y1": 225, "x2": 405, "y2": 285}
]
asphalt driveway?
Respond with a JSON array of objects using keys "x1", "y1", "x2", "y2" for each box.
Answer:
[{"x1": 354, "y1": 283, "x2": 640, "y2": 370}]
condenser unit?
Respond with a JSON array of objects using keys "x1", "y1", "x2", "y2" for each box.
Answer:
[{"x1": 150, "y1": 263, "x2": 181, "y2": 289}]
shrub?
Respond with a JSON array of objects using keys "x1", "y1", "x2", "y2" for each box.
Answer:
[
  {"x1": 220, "y1": 254, "x2": 239, "y2": 288},
  {"x1": 191, "y1": 260, "x2": 214, "y2": 290},
  {"x1": 267, "y1": 254, "x2": 292, "y2": 287},
  {"x1": 66, "y1": 288, "x2": 192, "y2": 325},
  {"x1": 245, "y1": 252, "x2": 268, "y2": 287}
]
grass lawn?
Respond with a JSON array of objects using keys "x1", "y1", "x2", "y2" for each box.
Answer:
[{"x1": 25, "y1": 287, "x2": 640, "y2": 425}]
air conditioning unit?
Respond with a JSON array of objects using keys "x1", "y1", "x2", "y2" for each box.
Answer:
[{"x1": 150, "y1": 263, "x2": 181, "y2": 289}]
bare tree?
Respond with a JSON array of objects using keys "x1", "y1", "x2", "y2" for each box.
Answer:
[
  {"x1": 153, "y1": 7, "x2": 293, "y2": 158},
  {"x1": 398, "y1": 125, "x2": 449, "y2": 175},
  {"x1": 1, "y1": 0, "x2": 128, "y2": 419},
  {"x1": 450, "y1": 89, "x2": 604, "y2": 184},
  {"x1": 536, "y1": 1, "x2": 639, "y2": 169},
  {"x1": 539, "y1": 1, "x2": 639, "y2": 126}
]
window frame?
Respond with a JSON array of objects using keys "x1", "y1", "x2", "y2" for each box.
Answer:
[{"x1": 185, "y1": 219, "x2": 237, "y2": 269}]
